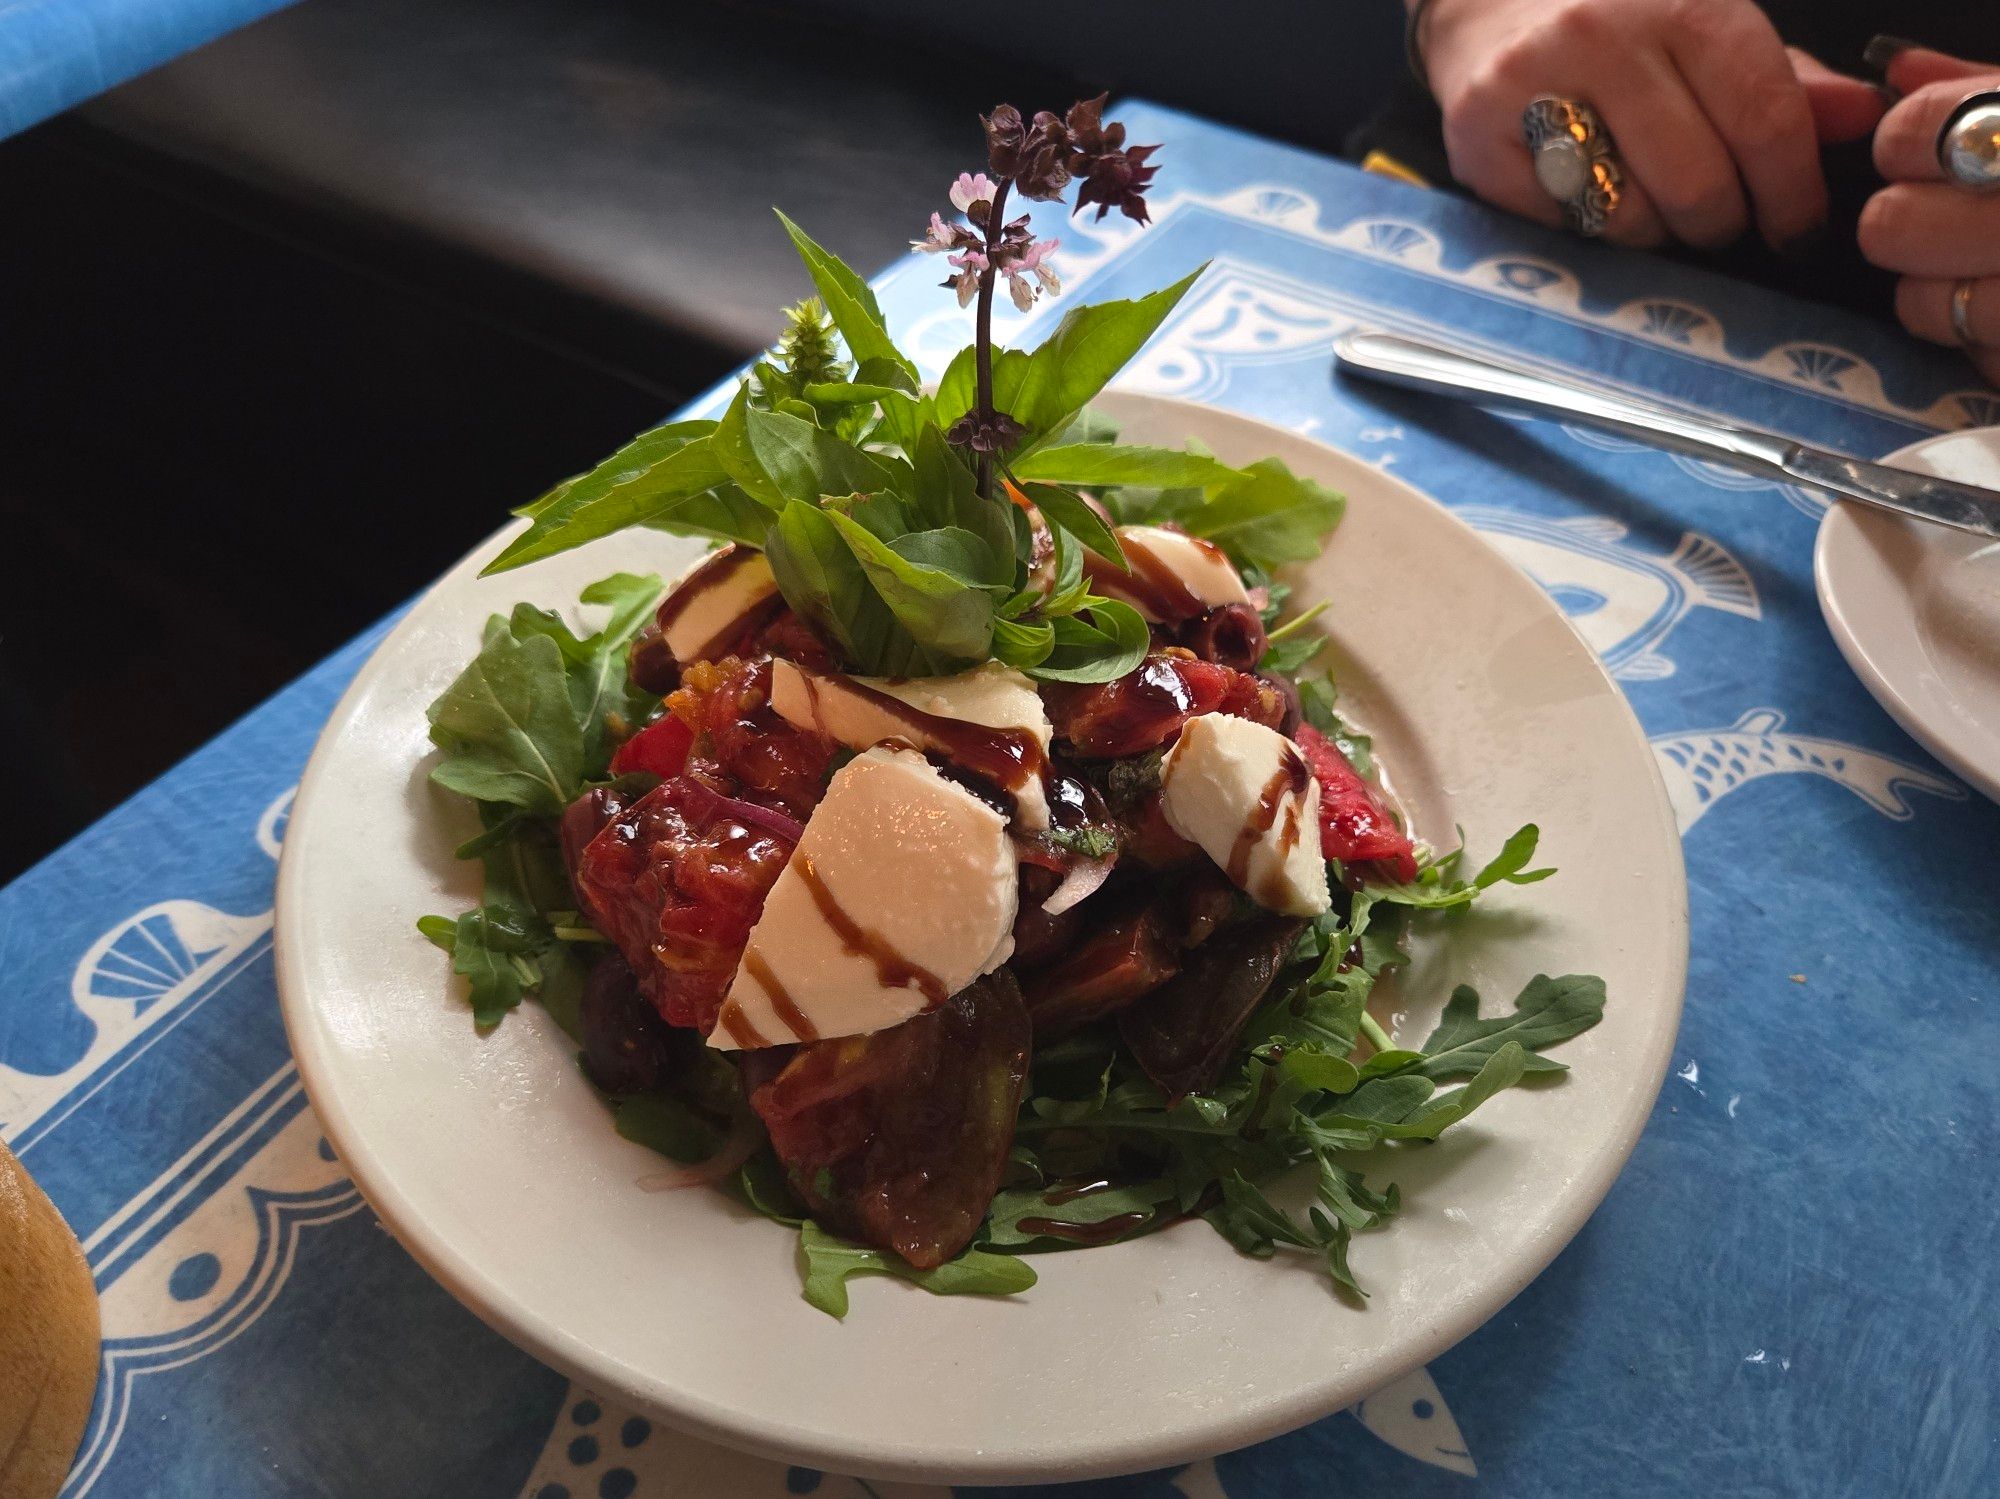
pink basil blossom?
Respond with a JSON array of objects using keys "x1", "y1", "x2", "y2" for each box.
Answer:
[
  {"x1": 949, "y1": 172, "x2": 997, "y2": 213},
  {"x1": 946, "y1": 250, "x2": 988, "y2": 309},
  {"x1": 910, "y1": 212, "x2": 957, "y2": 254},
  {"x1": 1001, "y1": 238, "x2": 1060, "y2": 310}
]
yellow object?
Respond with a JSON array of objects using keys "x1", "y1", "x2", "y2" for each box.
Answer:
[
  {"x1": 1361, "y1": 150, "x2": 1430, "y2": 187},
  {"x1": 0, "y1": 1141, "x2": 100, "y2": 1499}
]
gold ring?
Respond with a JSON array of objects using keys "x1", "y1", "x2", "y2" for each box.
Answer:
[
  {"x1": 1522, "y1": 96, "x2": 1624, "y2": 236},
  {"x1": 1951, "y1": 278, "x2": 1983, "y2": 349}
]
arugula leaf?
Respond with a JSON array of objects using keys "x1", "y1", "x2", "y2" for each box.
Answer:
[
  {"x1": 504, "y1": 573, "x2": 663, "y2": 772},
  {"x1": 613, "y1": 1092, "x2": 727, "y2": 1164},
  {"x1": 736, "y1": 1150, "x2": 808, "y2": 1226},
  {"x1": 1373, "y1": 823, "x2": 1556, "y2": 909},
  {"x1": 1179, "y1": 459, "x2": 1346, "y2": 572},
  {"x1": 982, "y1": 1178, "x2": 1174, "y2": 1248},
  {"x1": 1000, "y1": 269, "x2": 1204, "y2": 448},
  {"x1": 796, "y1": 1221, "x2": 1037, "y2": 1318},
  {"x1": 1025, "y1": 598, "x2": 1151, "y2": 684},
  {"x1": 426, "y1": 628, "x2": 584, "y2": 815},
  {"x1": 1418, "y1": 974, "x2": 1607, "y2": 1080},
  {"x1": 483, "y1": 426, "x2": 727, "y2": 574},
  {"x1": 773, "y1": 211, "x2": 918, "y2": 385},
  {"x1": 1011, "y1": 443, "x2": 1239, "y2": 491}
]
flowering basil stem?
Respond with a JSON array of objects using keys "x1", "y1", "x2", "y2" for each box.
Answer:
[{"x1": 909, "y1": 95, "x2": 1161, "y2": 498}]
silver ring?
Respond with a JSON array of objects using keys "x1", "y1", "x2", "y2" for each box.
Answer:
[
  {"x1": 1951, "y1": 279, "x2": 1984, "y2": 349},
  {"x1": 1936, "y1": 89, "x2": 2000, "y2": 194},
  {"x1": 1523, "y1": 96, "x2": 1624, "y2": 236}
]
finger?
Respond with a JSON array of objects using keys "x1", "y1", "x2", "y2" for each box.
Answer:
[
  {"x1": 1444, "y1": 100, "x2": 1667, "y2": 246},
  {"x1": 1859, "y1": 185, "x2": 2000, "y2": 277},
  {"x1": 1666, "y1": 7, "x2": 1827, "y2": 251},
  {"x1": 1591, "y1": 55, "x2": 1749, "y2": 248},
  {"x1": 1975, "y1": 349, "x2": 2000, "y2": 388},
  {"x1": 1894, "y1": 276, "x2": 2000, "y2": 349},
  {"x1": 1880, "y1": 44, "x2": 1998, "y2": 96},
  {"x1": 1789, "y1": 49, "x2": 1888, "y2": 144},
  {"x1": 1875, "y1": 73, "x2": 2000, "y2": 182}
]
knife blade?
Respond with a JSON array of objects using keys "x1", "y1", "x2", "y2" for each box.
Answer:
[{"x1": 1334, "y1": 330, "x2": 2000, "y2": 539}]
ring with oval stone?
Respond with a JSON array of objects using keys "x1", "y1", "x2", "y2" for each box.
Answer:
[
  {"x1": 1936, "y1": 89, "x2": 2000, "y2": 195},
  {"x1": 1522, "y1": 96, "x2": 1625, "y2": 236}
]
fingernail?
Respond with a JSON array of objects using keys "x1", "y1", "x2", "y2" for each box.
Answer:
[
  {"x1": 1862, "y1": 34, "x2": 1921, "y2": 74},
  {"x1": 1778, "y1": 222, "x2": 1829, "y2": 260}
]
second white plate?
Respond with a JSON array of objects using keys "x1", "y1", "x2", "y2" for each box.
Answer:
[{"x1": 1816, "y1": 425, "x2": 2000, "y2": 803}]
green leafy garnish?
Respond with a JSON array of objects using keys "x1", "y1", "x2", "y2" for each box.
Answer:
[{"x1": 797, "y1": 1222, "x2": 1037, "y2": 1318}]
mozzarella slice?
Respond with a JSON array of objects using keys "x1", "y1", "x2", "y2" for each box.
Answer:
[
  {"x1": 768, "y1": 659, "x2": 1055, "y2": 830},
  {"x1": 711, "y1": 746, "x2": 1019, "y2": 1049},
  {"x1": 655, "y1": 545, "x2": 780, "y2": 664},
  {"x1": 1159, "y1": 714, "x2": 1331, "y2": 917},
  {"x1": 1090, "y1": 524, "x2": 1252, "y2": 623}
]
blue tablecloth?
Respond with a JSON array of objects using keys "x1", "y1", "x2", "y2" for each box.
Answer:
[
  {"x1": 5, "y1": 101, "x2": 1996, "y2": 1498},
  {"x1": 0, "y1": 0, "x2": 291, "y2": 139}
]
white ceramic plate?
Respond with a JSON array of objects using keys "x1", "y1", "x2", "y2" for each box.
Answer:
[
  {"x1": 276, "y1": 393, "x2": 1687, "y2": 1485},
  {"x1": 1816, "y1": 426, "x2": 2000, "y2": 804}
]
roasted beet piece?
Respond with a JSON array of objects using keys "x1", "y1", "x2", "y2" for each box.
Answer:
[
  {"x1": 569, "y1": 777, "x2": 796, "y2": 1034},
  {"x1": 749, "y1": 970, "x2": 1032, "y2": 1268},
  {"x1": 1181, "y1": 603, "x2": 1268, "y2": 672},
  {"x1": 1020, "y1": 899, "x2": 1180, "y2": 1035},
  {"x1": 668, "y1": 656, "x2": 838, "y2": 821},
  {"x1": 1046, "y1": 651, "x2": 1285, "y2": 758},
  {"x1": 1119, "y1": 916, "x2": 1303, "y2": 1101},
  {"x1": 577, "y1": 954, "x2": 677, "y2": 1094}
]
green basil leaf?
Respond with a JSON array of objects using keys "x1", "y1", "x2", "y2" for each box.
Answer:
[
  {"x1": 773, "y1": 211, "x2": 918, "y2": 383},
  {"x1": 909, "y1": 423, "x2": 1016, "y2": 580},
  {"x1": 744, "y1": 406, "x2": 898, "y2": 504},
  {"x1": 991, "y1": 616, "x2": 1055, "y2": 669},
  {"x1": 825, "y1": 510, "x2": 995, "y2": 664},
  {"x1": 1017, "y1": 482, "x2": 1125, "y2": 568},
  {"x1": 639, "y1": 481, "x2": 775, "y2": 548},
  {"x1": 715, "y1": 386, "x2": 786, "y2": 507},
  {"x1": 1025, "y1": 598, "x2": 1151, "y2": 684},
  {"x1": 1179, "y1": 458, "x2": 1346, "y2": 572},
  {"x1": 426, "y1": 627, "x2": 584, "y2": 814},
  {"x1": 797, "y1": 1221, "x2": 1036, "y2": 1318},
  {"x1": 483, "y1": 431, "x2": 728, "y2": 574},
  {"x1": 1003, "y1": 268, "x2": 1204, "y2": 450},
  {"x1": 889, "y1": 526, "x2": 1012, "y2": 588},
  {"x1": 763, "y1": 498, "x2": 897, "y2": 669},
  {"x1": 1012, "y1": 444, "x2": 1240, "y2": 491}
]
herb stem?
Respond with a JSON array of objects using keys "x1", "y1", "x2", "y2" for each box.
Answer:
[
  {"x1": 972, "y1": 177, "x2": 1014, "y2": 503},
  {"x1": 1265, "y1": 600, "x2": 1330, "y2": 643},
  {"x1": 1358, "y1": 1012, "x2": 1396, "y2": 1055}
]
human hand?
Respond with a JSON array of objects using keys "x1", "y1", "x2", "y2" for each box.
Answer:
[
  {"x1": 1860, "y1": 47, "x2": 2000, "y2": 385},
  {"x1": 1416, "y1": 0, "x2": 1885, "y2": 249}
]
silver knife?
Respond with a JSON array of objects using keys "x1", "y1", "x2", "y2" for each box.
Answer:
[{"x1": 1333, "y1": 329, "x2": 2000, "y2": 538}]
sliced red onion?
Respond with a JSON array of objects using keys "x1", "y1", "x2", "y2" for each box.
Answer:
[
  {"x1": 672, "y1": 776, "x2": 806, "y2": 845},
  {"x1": 634, "y1": 1106, "x2": 765, "y2": 1192},
  {"x1": 1043, "y1": 855, "x2": 1115, "y2": 915}
]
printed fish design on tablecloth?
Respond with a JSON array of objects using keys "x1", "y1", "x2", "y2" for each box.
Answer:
[
  {"x1": 1458, "y1": 508, "x2": 1760, "y2": 681},
  {"x1": 1349, "y1": 1365, "x2": 1477, "y2": 1477},
  {"x1": 1652, "y1": 709, "x2": 1965, "y2": 831}
]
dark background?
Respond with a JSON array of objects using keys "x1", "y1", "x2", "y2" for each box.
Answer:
[{"x1": 0, "y1": 0, "x2": 1978, "y2": 882}]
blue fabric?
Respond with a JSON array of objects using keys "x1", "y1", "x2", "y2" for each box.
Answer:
[
  {"x1": 5, "y1": 101, "x2": 1996, "y2": 1497},
  {"x1": 0, "y1": 0, "x2": 292, "y2": 139}
]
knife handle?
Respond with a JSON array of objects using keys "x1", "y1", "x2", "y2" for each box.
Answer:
[{"x1": 1335, "y1": 330, "x2": 1795, "y2": 476}]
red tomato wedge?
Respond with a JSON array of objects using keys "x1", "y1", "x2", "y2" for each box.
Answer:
[{"x1": 1293, "y1": 724, "x2": 1419, "y2": 882}]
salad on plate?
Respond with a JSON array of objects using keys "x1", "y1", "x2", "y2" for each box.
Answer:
[{"x1": 417, "y1": 98, "x2": 1606, "y2": 1318}]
